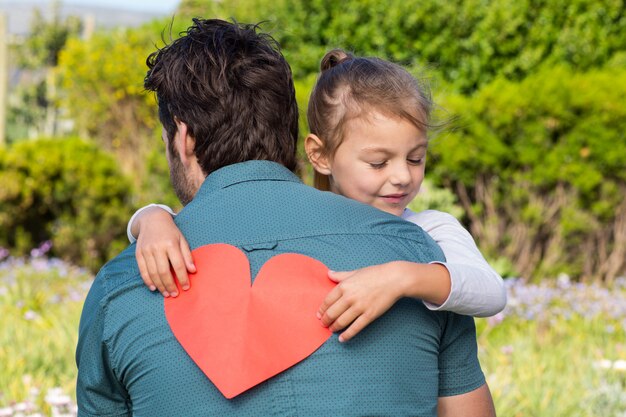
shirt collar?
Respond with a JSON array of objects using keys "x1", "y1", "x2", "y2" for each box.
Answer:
[{"x1": 197, "y1": 160, "x2": 302, "y2": 195}]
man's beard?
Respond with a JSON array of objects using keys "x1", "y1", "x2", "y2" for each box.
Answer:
[{"x1": 169, "y1": 150, "x2": 196, "y2": 206}]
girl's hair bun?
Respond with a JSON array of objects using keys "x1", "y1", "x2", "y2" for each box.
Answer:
[{"x1": 320, "y1": 49, "x2": 354, "y2": 72}]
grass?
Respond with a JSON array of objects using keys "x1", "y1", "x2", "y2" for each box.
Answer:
[
  {"x1": 0, "y1": 257, "x2": 88, "y2": 416},
  {"x1": 0, "y1": 256, "x2": 624, "y2": 416},
  {"x1": 477, "y1": 278, "x2": 626, "y2": 416}
]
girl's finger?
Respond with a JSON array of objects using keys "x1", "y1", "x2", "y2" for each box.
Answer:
[
  {"x1": 180, "y1": 236, "x2": 196, "y2": 276},
  {"x1": 329, "y1": 306, "x2": 360, "y2": 333},
  {"x1": 145, "y1": 255, "x2": 168, "y2": 297},
  {"x1": 327, "y1": 270, "x2": 353, "y2": 282},
  {"x1": 136, "y1": 251, "x2": 156, "y2": 291},
  {"x1": 155, "y1": 250, "x2": 177, "y2": 297},
  {"x1": 320, "y1": 296, "x2": 350, "y2": 328},
  {"x1": 167, "y1": 246, "x2": 189, "y2": 292},
  {"x1": 317, "y1": 287, "x2": 342, "y2": 322},
  {"x1": 338, "y1": 314, "x2": 370, "y2": 342}
]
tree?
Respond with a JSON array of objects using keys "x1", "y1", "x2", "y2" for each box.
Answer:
[
  {"x1": 57, "y1": 26, "x2": 159, "y2": 178},
  {"x1": 8, "y1": 1, "x2": 82, "y2": 140},
  {"x1": 177, "y1": 0, "x2": 626, "y2": 93}
]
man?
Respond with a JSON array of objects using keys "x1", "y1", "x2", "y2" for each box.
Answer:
[{"x1": 76, "y1": 18, "x2": 495, "y2": 417}]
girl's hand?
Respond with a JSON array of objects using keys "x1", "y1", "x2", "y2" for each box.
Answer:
[
  {"x1": 134, "y1": 207, "x2": 196, "y2": 297},
  {"x1": 316, "y1": 263, "x2": 407, "y2": 342}
]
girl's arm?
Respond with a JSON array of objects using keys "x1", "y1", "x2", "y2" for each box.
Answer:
[
  {"x1": 318, "y1": 210, "x2": 506, "y2": 342},
  {"x1": 127, "y1": 205, "x2": 195, "y2": 297},
  {"x1": 317, "y1": 261, "x2": 453, "y2": 341},
  {"x1": 404, "y1": 209, "x2": 507, "y2": 317}
]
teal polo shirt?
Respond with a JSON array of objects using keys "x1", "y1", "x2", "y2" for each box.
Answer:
[{"x1": 76, "y1": 160, "x2": 485, "y2": 417}]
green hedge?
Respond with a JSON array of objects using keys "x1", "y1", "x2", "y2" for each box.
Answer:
[
  {"x1": 0, "y1": 138, "x2": 135, "y2": 271},
  {"x1": 429, "y1": 66, "x2": 626, "y2": 281},
  {"x1": 178, "y1": 0, "x2": 626, "y2": 93},
  {"x1": 51, "y1": 4, "x2": 625, "y2": 280}
]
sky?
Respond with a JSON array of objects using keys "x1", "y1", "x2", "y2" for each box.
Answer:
[{"x1": 59, "y1": 0, "x2": 179, "y2": 13}]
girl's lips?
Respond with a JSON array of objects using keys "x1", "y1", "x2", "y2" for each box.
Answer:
[{"x1": 380, "y1": 194, "x2": 408, "y2": 204}]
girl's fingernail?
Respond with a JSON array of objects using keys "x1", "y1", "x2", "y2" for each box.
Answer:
[
  {"x1": 149, "y1": 285, "x2": 156, "y2": 291},
  {"x1": 163, "y1": 292, "x2": 170, "y2": 298},
  {"x1": 316, "y1": 311, "x2": 321, "y2": 319},
  {"x1": 182, "y1": 284, "x2": 190, "y2": 290},
  {"x1": 338, "y1": 335, "x2": 345, "y2": 343},
  {"x1": 171, "y1": 291, "x2": 178, "y2": 297}
]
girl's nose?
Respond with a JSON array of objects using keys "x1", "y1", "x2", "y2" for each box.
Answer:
[{"x1": 389, "y1": 163, "x2": 412, "y2": 186}]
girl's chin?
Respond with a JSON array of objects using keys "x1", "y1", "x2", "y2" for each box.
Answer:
[{"x1": 376, "y1": 205, "x2": 406, "y2": 217}]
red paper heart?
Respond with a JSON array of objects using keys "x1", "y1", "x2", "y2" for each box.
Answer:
[{"x1": 164, "y1": 243, "x2": 335, "y2": 399}]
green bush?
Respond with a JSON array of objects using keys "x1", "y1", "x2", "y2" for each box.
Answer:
[
  {"x1": 178, "y1": 0, "x2": 626, "y2": 93},
  {"x1": 57, "y1": 25, "x2": 162, "y2": 183},
  {"x1": 51, "y1": 5, "x2": 625, "y2": 280},
  {"x1": 407, "y1": 178, "x2": 464, "y2": 219},
  {"x1": 429, "y1": 66, "x2": 626, "y2": 281},
  {"x1": 0, "y1": 138, "x2": 135, "y2": 271}
]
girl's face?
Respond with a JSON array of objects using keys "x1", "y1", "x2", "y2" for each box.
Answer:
[{"x1": 327, "y1": 112, "x2": 427, "y2": 216}]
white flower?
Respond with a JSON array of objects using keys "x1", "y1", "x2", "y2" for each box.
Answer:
[
  {"x1": 594, "y1": 359, "x2": 613, "y2": 369},
  {"x1": 45, "y1": 388, "x2": 71, "y2": 407},
  {"x1": 23, "y1": 310, "x2": 39, "y2": 321},
  {"x1": 613, "y1": 359, "x2": 626, "y2": 371}
]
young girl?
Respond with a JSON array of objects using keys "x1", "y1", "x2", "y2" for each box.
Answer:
[{"x1": 128, "y1": 49, "x2": 506, "y2": 342}]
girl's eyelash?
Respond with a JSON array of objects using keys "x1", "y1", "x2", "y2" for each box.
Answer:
[
  {"x1": 369, "y1": 162, "x2": 387, "y2": 169},
  {"x1": 408, "y1": 158, "x2": 423, "y2": 165}
]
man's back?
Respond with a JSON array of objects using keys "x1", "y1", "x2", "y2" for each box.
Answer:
[{"x1": 76, "y1": 161, "x2": 484, "y2": 417}]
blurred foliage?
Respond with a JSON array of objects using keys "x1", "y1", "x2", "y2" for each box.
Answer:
[
  {"x1": 4, "y1": 0, "x2": 624, "y2": 279},
  {"x1": 57, "y1": 28, "x2": 159, "y2": 178},
  {"x1": 6, "y1": 82, "x2": 48, "y2": 141},
  {"x1": 430, "y1": 66, "x2": 626, "y2": 281},
  {"x1": 407, "y1": 178, "x2": 464, "y2": 220},
  {"x1": 0, "y1": 138, "x2": 134, "y2": 271},
  {"x1": 179, "y1": 0, "x2": 626, "y2": 93},
  {"x1": 0, "y1": 257, "x2": 91, "y2": 414},
  {"x1": 16, "y1": 2, "x2": 82, "y2": 69},
  {"x1": 477, "y1": 277, "x2": 626, "y2": 416},
  {"x1": 7, "y1": 1, "x2": 82, "y2": 142}
]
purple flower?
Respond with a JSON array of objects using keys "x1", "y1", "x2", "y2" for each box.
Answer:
[
  {"x1": 23, "y1": 310, "x2": 39, "y2": 321},
  {"x1": 487, "y1": 312, "x2": 504, "y2": 327},
  {"x1": 39, "y1": 240, "x2": 53, "y2": 254},
  {"x1": 495, "y1": 276, "x2": 626, "y2": 326},
  {"x1": 500, "y1": 345, "x2": 514, "y2": 355}
]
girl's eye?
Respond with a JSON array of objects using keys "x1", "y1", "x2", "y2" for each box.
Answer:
[
  {"x1": 408, "y1": 158, "x2": 423, "y2": 165},
  {"x1": 368, "y1": 161, "x2": 387, "y2": 169}
]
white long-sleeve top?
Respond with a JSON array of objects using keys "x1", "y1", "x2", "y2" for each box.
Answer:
[
  {"x1": 402, "y1": 208, "x2": 507, "y2": 317},
  {"x1": 128, "y1": 205, "x2": 506, "y2": 318}
]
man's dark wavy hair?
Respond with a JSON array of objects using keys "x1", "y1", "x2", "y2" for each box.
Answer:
[{"x1": 144, "y1": 18, "x2": 299, "y2": 174}]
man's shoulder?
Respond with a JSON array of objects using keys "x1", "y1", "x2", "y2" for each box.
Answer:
[
  {"x1": 77, "y1": 244, "x2": 142, "y2": 349},
  {"x1": 278, "y1": 187, "x2": 446, "y2": 264},
  {"x1": 291, "y1": 186, "x2": 429, "y2": 237},
  {"x1": 183, "y1": 178, "x2": 429, "y2": 240},
  {"x1": 92, "y1": 245, "x2": 141, "y2": 296}
]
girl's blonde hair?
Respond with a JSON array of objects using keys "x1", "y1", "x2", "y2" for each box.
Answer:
[{"x1": 307, "y1": 49, "x2": 432, "y2": 191}]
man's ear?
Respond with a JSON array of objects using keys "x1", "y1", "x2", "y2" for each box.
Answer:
[
  {"x1": 304, "y1": 134, "x2": 332, "y2": 175},
  {"x1": 174, "y1": 119, "x2": 196, "y2": 167}
]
